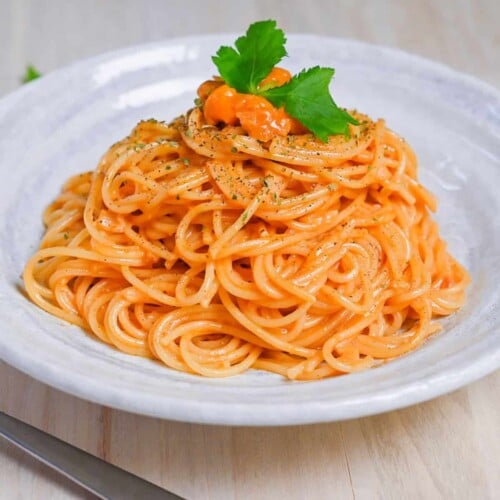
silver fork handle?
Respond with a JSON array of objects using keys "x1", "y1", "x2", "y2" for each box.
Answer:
[{"x1": 0, "y1": 411, "x2": 184, "y2": 499}]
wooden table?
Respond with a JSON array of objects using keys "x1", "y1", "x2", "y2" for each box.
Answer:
[{"x1": 1, "y1": 1, "x2": 499, "y2": 498}]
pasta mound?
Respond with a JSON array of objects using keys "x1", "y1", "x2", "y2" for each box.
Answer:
[{"x1": 23, "y1": 109, "x2": 469, "y2": 380}]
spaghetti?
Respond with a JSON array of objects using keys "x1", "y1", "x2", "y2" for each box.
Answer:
[{"x1": 23, "y1": 97, "x2": 469, "y2": 380}]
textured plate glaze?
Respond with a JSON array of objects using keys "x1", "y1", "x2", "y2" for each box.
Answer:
[{"x1": 0, "y1": 36, "x2": 499, "y2": 425}]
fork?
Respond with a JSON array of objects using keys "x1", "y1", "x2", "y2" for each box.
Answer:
[{"x1": 0, "y1": 411, "x2": 184, "y2": 499}]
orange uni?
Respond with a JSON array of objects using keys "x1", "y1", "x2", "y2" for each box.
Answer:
[
  {"x1": 259, "y1": 67, "x2": 292, "y2": 88},
  {"x1": 235, "y1": 94, "x2": 291, "y2": 142},
  {"x1": 201, "y1": 67, "x2": 306, "y2": 141},
  {"x1": 203, "y1": 84, "x2": 240, "y2": 126}
]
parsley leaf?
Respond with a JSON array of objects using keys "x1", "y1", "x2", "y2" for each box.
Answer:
[
  {"x1": 264, "y1": 67, "x2": 358, "y2": 141},
  {"x1": 22, "y1": 65, "x2": 42, "y2": 83},
  {"x1": 212, "y1": 20, "x2": 287, "y2": 94},
  {"x1": 211, "y1": 20, "x2": 358, "y2": 141}
]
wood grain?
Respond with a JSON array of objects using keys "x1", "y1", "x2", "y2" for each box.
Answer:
[
  {"x1": 1, "y1": 364, "x2": 499, "y2": 499},
  {"x1": 1, "y1": 1, "x2": 499, "y2": 499}
]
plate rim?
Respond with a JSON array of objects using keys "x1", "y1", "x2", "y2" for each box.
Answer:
[{"x1": 1, "y1": 33, "x2": 499, "y2": 111}]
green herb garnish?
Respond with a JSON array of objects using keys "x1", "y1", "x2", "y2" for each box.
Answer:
[
  {"x1": 213, "y1": 20, "x2": 287, "y2": 95},
  {"x1": 212, "y1": 20, "x2": 358, "y2": 141},
  {"x1": 265, "y1": 67, "x2": 358, "y2": 141},
  {"x1": 22, "y1": 65, "x2": 42, "y2": 83}
]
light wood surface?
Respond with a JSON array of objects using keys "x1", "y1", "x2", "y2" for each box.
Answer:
[{"x1": 1, "y1": 1, "x2": 499, "y2": 499}]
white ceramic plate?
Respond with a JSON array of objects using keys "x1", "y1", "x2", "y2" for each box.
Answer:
[{"x1": 1, "y1": 35, "x2": 499, "y2": 426}]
